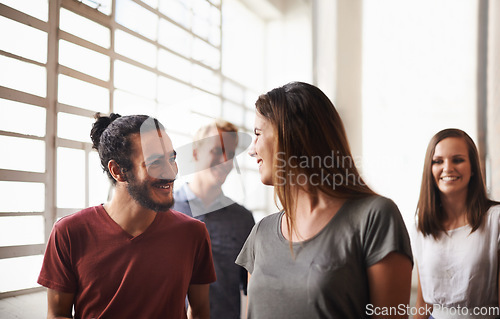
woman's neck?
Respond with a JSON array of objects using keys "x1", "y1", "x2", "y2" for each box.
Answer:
[
  {"x1": 294, "y1": 189, "x2": 339, "y2": 216},
  {"x1": 440, "y1": 193, "x2": 468, "y2": 230},
  {"x1": 282, "y1": 189, "x2": 345, "y2": 242}
]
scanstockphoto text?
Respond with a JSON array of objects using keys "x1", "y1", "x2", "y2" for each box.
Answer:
[
  {"x1": 365, "y1": 303, "x2": 500, "y2": 317},
  {"x1": 274, "y1": 151, "x2": 366, "y2": 189}
]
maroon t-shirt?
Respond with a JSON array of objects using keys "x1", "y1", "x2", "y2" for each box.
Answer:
[{"x1": 38, "y1": 205, "x2": 216, "y2": 319}]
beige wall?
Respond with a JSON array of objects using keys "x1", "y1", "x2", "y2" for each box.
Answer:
[
  {"x1": 313, "y1": 0, "x2": 363, "y2": 160},
  {"x1": 488, "y1": 0, "x2": 500, "y2": 201},
  {"x1": 312, "y1": 0, "x2": 498, "y2": 298}
]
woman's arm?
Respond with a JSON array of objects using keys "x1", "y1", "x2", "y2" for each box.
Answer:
[
  {"x1": 414, "y1": 265, "x2": 432, "y2": 319},
  {"x1": 367, "y1": 252, "x2": 412, "y2": 319}
]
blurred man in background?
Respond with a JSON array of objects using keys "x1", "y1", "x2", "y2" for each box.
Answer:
[{"x1": 174, "y1": 119, "x2": 255, "y2": 319}]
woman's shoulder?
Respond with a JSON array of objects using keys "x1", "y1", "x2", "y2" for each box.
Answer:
[
  {"x1": 485, "y1": 203, "x2": 500, "y2": 226},
  {"x1": 334, "y1": 195, "x2": 406, "y2": 236},
  {"x1": 487, "y1": 203, "x2": 500, "y2": 214},
  {"x1": 241, "y1": 212, "x2": 282, "y2": 247},
  {"x1": 253, "y1": 211, "x2": 282, "y2": 232},
  {"x1": 346, "y1": 195, "x2": 400, "y2": 218}
]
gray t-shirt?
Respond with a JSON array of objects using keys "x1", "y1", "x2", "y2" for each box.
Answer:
[{"x1": 235, "y1": 195, "x2": 413, "y2": 319}]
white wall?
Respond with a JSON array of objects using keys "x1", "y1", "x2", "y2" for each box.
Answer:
[
  {"x1": 313, "y1": 0, "x2": 479, "y2": 225},
  {"x1": 362, "y1": 0, "x2": 478, "y2": 225},
  {"x1": 265, "y1": 1, "x2": 313, "y2": 89}
]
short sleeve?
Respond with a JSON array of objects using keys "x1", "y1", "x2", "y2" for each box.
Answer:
[
  {"x1": 362, "y1": 197, "x2": 413, "y2": 267},
  {"x1": 190, "y1": 224, "x2": 217, "y2": 284},
  {"x1": 37, "y1": 221, "x2": 78, "y2": 293},
  {"x1": 235, "y1": 221, "x2": 259, "y2": 274}
]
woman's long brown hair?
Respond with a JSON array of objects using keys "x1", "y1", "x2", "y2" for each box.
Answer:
[
  {"x1": 255, "y1": 82, "x2": 376, "y2": 251},
  {"x1": 416, "y1": 128, "x2": 498, "y2": 239}
]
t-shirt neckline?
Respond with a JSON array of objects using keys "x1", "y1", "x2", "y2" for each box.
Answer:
[
  {"x1": 445, "y1": 223, "x2": 470, "y2": 233},
  {"x1": 276, "y1": 198, "x2": 350, "y2": 245},
  {"x1": 97, "y1": 204, "x2": 161, "y2": 241}
]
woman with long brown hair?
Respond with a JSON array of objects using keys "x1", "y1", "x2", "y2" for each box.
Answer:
[
  {"x1": 236, "y1": 82, "x2": 413, "y2": 318},
  {"x1": 413, "y1": 128, "x2": 500, "y2": 319}
]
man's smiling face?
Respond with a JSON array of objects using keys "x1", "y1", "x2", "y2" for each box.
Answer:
[{"x1": 125, "y1": 129, "x2": 178, "y2": 212}]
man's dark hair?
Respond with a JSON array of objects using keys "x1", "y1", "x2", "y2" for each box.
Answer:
[{"x1": 90, "y1": 113, "x2": 164, "y2": 184}]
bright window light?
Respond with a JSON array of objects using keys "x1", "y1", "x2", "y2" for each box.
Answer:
[
  {"x1": 0, "y1": 216, "x2": 44, "y2": 246},
  {"x1": 192, "y1": 64, "x2": 220, "y2": 94},
  {"x1": 0, "y1": 255, "x2": 44, "y2": 293},
  {"x1": 0, "y1": 16, "x2": 47, "y2": 63},
  {"x1": 58, "y1": 74, "x2": 109, "y2": 112},
  {"x1": 159, "y1": 18, "x2": 193, "y2": 57},
  {"x1": 114, "y1": 60, "x2": 157, "y2": 99},
  {"x1": 88, "y1": 151, "x2": 111, "y2": 206},
  {"x1": 0, "y1": 0, "x2": 48, "y2": 21},
  {"x1": 159, "y1": 0, "x2": 192, "y2": 29},
  {"x1": 57, "y1": 147, "x2": 85, "y2": 209},
  {"x1": 115, "y1": 0, "x2": 158, "y2": 40},
  {"x1": 57, "y1": 112, "x2": 95, "y2": 143},
  {"x1": 59, "y1": 40, "x2": 110, "y2": 81},
  {"x1": 0, "y1": 99, "x2": 46, "y2": 137},
  {"x1": 0, "y1": 55, "x2": 46, "y2": 97},
  {"x1": 193, "y1": 37, "x2": 220, "y2": 69},
  {"x1": 59, "y1": 8, "x2": 110, "y2": 48},
  {"x1": 158, "y1": 49, "x2": 193, "y2": 82},
  {"x1": 114, "y1": 89, "x2": 157, "y2": 117},
  {"x1": 0, "y1": 182, "x2": 45, "y2": 212},
  {"x1": 157, "y1": 76, "x2": 192, "y2": 106},
  {"x1": 0, "y1": 135, "x2": 45, "y2": 173},
  {"x1": 115, "y1": 29, "x2": 157, "y2": 68},
  {"x1": 362, "y1": 0, "x2": 478, "y2": 224}
]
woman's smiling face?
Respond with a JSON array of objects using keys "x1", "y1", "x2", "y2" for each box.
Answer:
[
  {"x1": 249, "y1": 111, "x2": 275, "y2": 185},
  {"x1": 431, "y1": 137, "x2": 472, "y2": 199}
]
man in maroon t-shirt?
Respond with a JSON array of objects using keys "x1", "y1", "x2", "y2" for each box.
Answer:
[{"x1": 38, "y1": 114, "x2": 216, "y2": 319}]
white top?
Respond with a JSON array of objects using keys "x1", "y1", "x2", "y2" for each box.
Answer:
[{"x1": 411, "y1": 205, "x2": 500, "y2": 318}]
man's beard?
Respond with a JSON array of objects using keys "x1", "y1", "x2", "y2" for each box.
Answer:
[{"x1": 126, "y1": 172, "x2": 174, "y2": 213}]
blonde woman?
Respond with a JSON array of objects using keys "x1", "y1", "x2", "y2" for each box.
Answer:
[{"x1": 236, "y1": 82, "x2": 413, "y2": 318}]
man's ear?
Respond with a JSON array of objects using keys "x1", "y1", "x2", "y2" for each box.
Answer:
[
  {"x1": 192, "y1": 148, "x2": 198, "y2": 161},
  {"x1": 108, "y1": 160, "x2": 127, "y2": 183}
]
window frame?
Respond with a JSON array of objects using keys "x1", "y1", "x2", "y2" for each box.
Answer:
[{"x1": 0, "y1": 0, "x2": 266, "y2": 298}]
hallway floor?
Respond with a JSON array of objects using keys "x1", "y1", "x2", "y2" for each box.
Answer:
[
  {"x1": 0, "y1": 291, "x2": 47, "y2": 319},
  {"x1": 0, "y1": 287, "x2": 418, "y2": 318}
]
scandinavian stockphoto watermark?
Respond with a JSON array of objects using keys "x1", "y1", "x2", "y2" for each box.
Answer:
[
  {"x1": 138, "y1": 118, "x2": 253, "y2": 216},
  {"x1": 365, "y1": 304, "x2": 500, "y2": 318},
  {"x1": 274, "y1": 151, "x2": 366, "y2": 189}
]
